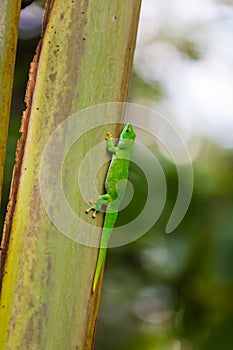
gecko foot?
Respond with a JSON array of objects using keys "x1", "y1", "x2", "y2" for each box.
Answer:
[
  {"x1": 85, "y1": 200, "x2": 98, "y2": 218},
  {"x1": 105, "y1": 132, "x2": 112, "y2": 141},
  {"x1": 85, "y1": 207, "x2": 97, "y2": 218}
]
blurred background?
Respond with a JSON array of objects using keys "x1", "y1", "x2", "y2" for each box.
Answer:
[{"x1": 1, "y1": 0, "x2": 233, "y2": 349}]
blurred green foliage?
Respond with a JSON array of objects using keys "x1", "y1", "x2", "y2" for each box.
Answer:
[
  {"x1": 1, "y1": 8, "x2": 233, "y2": 350},
  {"x1": 94, "y1": 148, "x2": 233, "y2": 350}
]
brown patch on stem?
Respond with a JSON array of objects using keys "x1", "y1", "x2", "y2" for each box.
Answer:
[{"x1": 0, "y1": 0, "x2": 55, "y2": 289}]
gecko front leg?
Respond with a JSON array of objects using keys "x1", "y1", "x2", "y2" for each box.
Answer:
[
  {"x1": 106, "y1": 132, "x2": 118, "y2": 153},
  {"x1": 85, "y1": 131, "x2": 115, "y2": 218}
]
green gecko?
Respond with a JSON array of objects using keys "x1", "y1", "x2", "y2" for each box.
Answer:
[{"x1": 86, "y1": 123, "x2": 136, "y2": 292}]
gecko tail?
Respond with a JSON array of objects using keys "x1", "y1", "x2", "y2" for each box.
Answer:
[
  {"x1": 92, "y1": 209, "x2": 118, "y2": 293},
  {"x1": 92, "y1": 247, "x2": 107, "y2": 293}
]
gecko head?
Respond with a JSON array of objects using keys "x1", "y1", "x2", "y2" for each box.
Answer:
[{"x1": 121, "y1": 123, "x2": 136, "y2": 141}]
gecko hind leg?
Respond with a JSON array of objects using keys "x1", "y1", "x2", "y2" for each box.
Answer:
[{"x1": 85, "y1": 194, "x2": 111, "y2": 218}]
